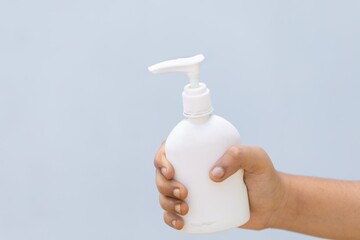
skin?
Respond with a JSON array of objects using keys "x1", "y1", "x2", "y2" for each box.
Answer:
[{"x1": 154, "y1": 143, "x2": 360, "y2": 239}]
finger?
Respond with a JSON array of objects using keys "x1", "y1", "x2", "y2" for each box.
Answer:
[
  {"x1": 209, "y1": 145, "x2": 271, "y2": 182},
  {"x1": 163, "y1": 211, "x2": 184, "y2": 230},
  {"x1": 159, "y1": 194, "x2": 189, "y2": 216},
  {"x1": 156, "y1": 169, "x2": 188, "y2": 200},
  {"x1": 154, "y1": 142, "x2": 174, "y2": 180}
]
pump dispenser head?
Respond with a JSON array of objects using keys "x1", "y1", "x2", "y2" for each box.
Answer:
[
  {"x1": 148, "y1": 54, "x2": 213, "y2": 118},
  {"x1": 148, "y1": 54, "x2": 204, "y2": 88}
]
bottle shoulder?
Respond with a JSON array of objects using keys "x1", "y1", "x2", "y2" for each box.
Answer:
[
  {"x1": 174, "y1": 114, "x2": 236, "y2": 130},
  {"x1": 167, "y1": 114, "x2": 240, "y2": 143},
  {"x1": 166, "y1": 114, "x2": 241, "y2": 157}
]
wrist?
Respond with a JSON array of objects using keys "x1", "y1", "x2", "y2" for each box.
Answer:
[{"x1": 266, "y1": 172, "x2": 298, "y2": 230}]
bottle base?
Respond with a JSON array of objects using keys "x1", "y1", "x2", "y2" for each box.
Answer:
[{"x1": 181, "y1": 215, "x2": 250, "y2": 234}]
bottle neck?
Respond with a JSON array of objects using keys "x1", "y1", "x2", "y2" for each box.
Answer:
[
  {"x1": 182, "y1": 82, "x2": 213, "y2": 118},
  {"x1": 187, "y1": 113, "x2": 212, "y2": 124}
]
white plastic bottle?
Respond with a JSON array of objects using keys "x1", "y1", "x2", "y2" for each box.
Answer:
[{"x1": 148, "y1": 54, "x2": 250, "y2": 234}]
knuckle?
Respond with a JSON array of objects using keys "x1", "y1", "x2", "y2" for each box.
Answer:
[
  {"x1": 181, "y1": 187, "x2": 188, "y2": 200},
  {"x1": 181, "y1": 203, "x2": 189, "y2": 215},
  {"x1": 160, "y1": 196, "x2": 175, "y2": 212},
  {"x1": 154, "y1": 145, "x2": 166, "y2": 168},
  {"x1": 228, "y1": 146, "x2": 243, "y2": 160},
  {"x1": 159, "y1": 195, "x2": 168, "y2": 210},
  {"x1": 254, "y1": 146, "x2": 266, "y2": 155},
  {"x1": 156, "y1": 174, "x2": 174, "y2": 196},
  {"x1": 156, "y1": 174, "x2": 166, "y2": 192},
  {"x1": 252, "y1": 146, "x2": 270, "y2": 162},
  {"x1": 154, "y1": 154, "x2": 161, "y2": 168},
  {"x1": 159, "y1": 194, "x2": 173, "y2": 211},
  {"x1": 163, "y1": 211, "x2": 169, "y2": 223}
]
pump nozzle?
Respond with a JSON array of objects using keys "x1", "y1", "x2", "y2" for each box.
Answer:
[{"x1": 148, "y1": 54, "x2": 204, "y2": 88}]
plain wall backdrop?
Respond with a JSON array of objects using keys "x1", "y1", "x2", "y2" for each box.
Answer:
[{"x1": 1, "y1": 1, "x2": 360, "y2": 239}]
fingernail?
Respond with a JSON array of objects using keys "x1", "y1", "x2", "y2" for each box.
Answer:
[
  {"x1": 211, "y1": 166, "x2": 225, "y2": 179},
  {"x1": 173, "y1": 188, "x2": 180, "y2": 198},
  {"x1": 161, "y1": 167, "x2": 167, "y2": 176},
  {"x1": 175, "y1": 204, "x2": 181, "y2": 214},
  {"x1": 172, "y1": 220, "x2": 177, "y2": 227}
]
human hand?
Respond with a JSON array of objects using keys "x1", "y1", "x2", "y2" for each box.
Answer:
[{"x1": 154, "y1": 142, "x2": 288, "y2": 230}]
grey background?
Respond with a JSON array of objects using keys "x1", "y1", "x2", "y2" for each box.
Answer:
[{"x1": 1, "y1": 0, "x2": 359, "y2": 239}]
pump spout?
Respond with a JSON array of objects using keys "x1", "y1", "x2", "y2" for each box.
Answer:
[{"x1": 148, "y1": 54, "x2": 204, "y2": 88}]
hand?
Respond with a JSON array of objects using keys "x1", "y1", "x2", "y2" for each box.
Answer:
[
  {"x1": 154, "y1": 142, "x2": 288, "y2": 230},
  {"x1": 154, "y1": 143, "x2": 188, "y2": 230}
]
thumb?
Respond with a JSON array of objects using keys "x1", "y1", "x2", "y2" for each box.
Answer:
[{"x1": 209, "y1": 145, "x2": 269, "y2": 182}]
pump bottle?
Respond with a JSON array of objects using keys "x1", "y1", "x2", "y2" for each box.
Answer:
[{"x1": 148, "y1": 54, "x2": 250, "y2": 233}]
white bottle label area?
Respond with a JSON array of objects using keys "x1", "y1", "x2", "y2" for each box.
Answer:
[{"x1": 165, "y1": 115, "x2": 250, "y2": 233}]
